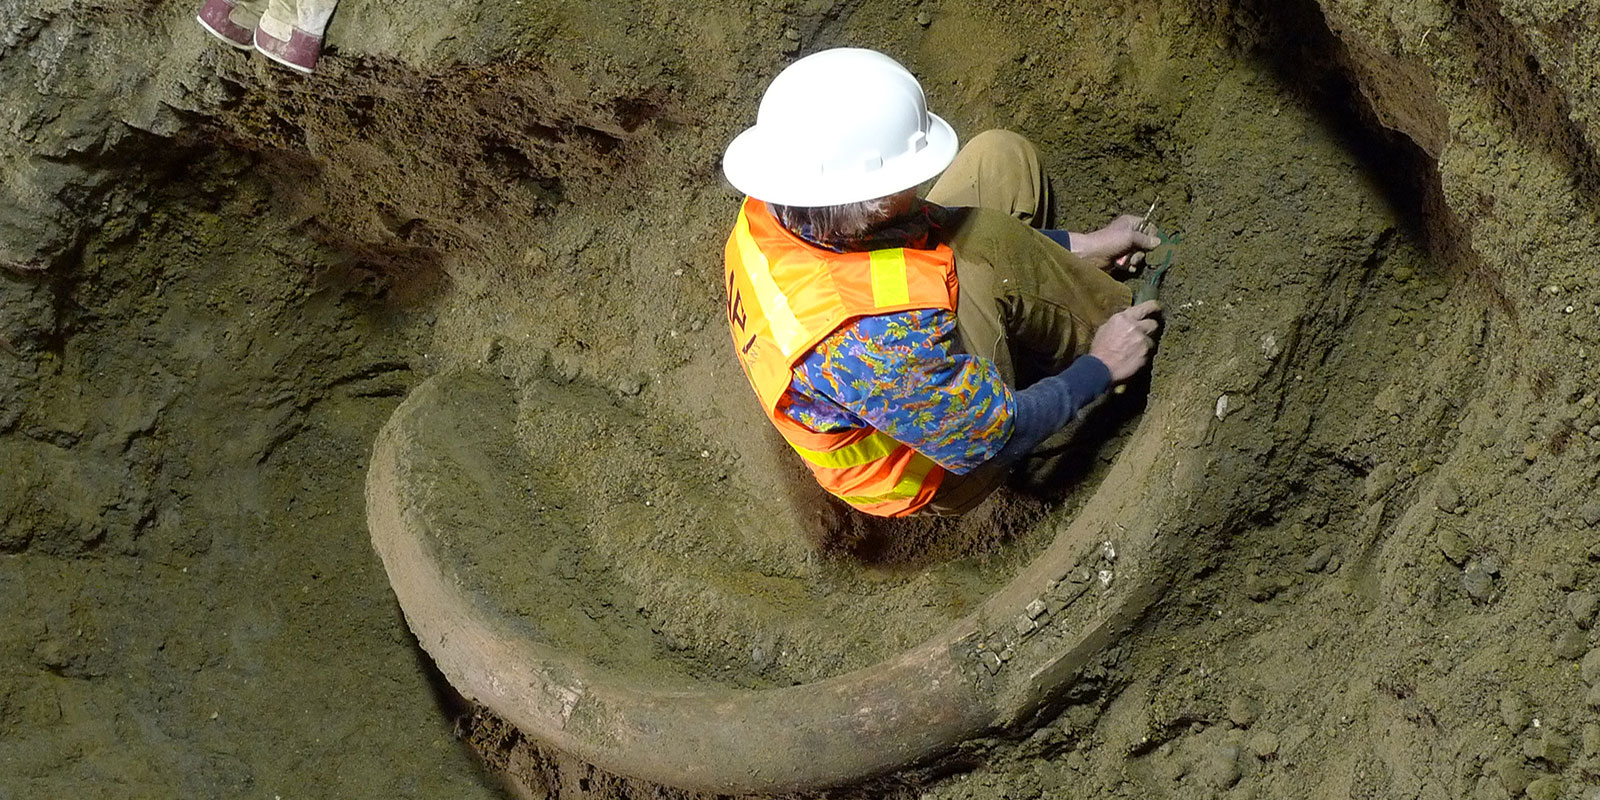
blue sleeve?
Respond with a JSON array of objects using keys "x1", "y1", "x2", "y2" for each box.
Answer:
[{"x1": 990, "y1": 356, "x2": 1112, "y2": 465}]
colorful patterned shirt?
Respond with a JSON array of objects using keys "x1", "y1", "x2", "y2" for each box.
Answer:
[{"x1": 777, "y1": 202, "x2": 1014, "y2": 474}]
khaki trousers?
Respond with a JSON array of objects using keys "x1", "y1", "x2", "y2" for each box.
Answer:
[
  {"x1": 922, "y1": 130, "x2": 1131, "y2": 514},
  {"x1": 232, "y1": 0, "x2": 338, "y2": 39}
]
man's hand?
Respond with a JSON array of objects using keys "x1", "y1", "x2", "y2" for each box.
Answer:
[
  {"x1": 1070, "y1": 214, "x2": 1160, "y2": 273},
  {"x1": 1089, "y1": 301, "x2": 1162, "y2": 382}
]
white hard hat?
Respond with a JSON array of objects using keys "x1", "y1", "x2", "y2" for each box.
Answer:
[{"x1": 723, "y1": 48, "x2": 959, "y2": 207}]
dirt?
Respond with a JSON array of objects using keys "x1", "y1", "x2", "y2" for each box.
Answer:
[
  {"x1": 0, "y1": 148, "x2": 504, "y2": 794},
  {"x1": 4, "y1": 0, "x2": 1600, "y2": 797}
]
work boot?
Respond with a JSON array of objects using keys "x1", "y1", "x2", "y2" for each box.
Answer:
[
  {"x1": 196, "y1": 0, "x2": 261, "y2": 49},
  {"x1": 254, "y1": 0, "x2": 337, "y2": 74}
]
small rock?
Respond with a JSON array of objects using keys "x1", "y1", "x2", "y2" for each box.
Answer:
[
  {"x1": 1490, "y1": 754, "x2": 1530, "y2": 795},
  {"x1": 1552, "y1": 564, "x2": 1578, "y2": 590},
  {"x1": 551, "y1": 359, "x2": 581, "y2": 384},
  {"x1": 750, "y1": 643, "x2": 775, "y2": 671},
  {"x1": 1472, "y1": 775, "x2": 1498, "y2": 800},
  {"x1": 1227, "y1": 696, "x2": 1262, "y2": 728},
  {"x1": 1064, "y1": 751, "x2": 1088, "y2": 773},
  {"x1": 1581, "y1": 648, "x2": 1600, "y2": 684},
  {"x1": 1261, "y1": 333, "x2": 1281, "y2": 360},
  {"x1": 1438, "y1": 526, "x2": 1470, "y2": 565},
  {"x1": 1303, "y1": 543, "x2": 1334, "y2": 573},
  {"x1": 1152, "y1": 751, "x2": 1188, "y2": 783},
  {"x1": 480, "y1": 336, "x2": 505, "y2": 363},
  {"x1": 1581, "y1": 501, "x2": 1600, "y2": 528},
  {"x1": 1527, "y1": 730, "x2": 1573, "y2": 767},
  {"x1": 1216, "y1": 394, "x2": 1231, "y2": 420},
  {"x1": 914, "y1": 9, "x2": 932, "y2": 25},
  {"x1": 1525, "y1": 777, "x2": 1561, "y2": 800},
  {"x1": 1554, "y1": 628, "x2": 1587, "y2": 661},
  {"x1": 1435, "y1": 477, "x2": 1461, "y2": 512},
  {"x1": 34, "y1": 639, "x2": 69, "y2": 671},
  {"x1": 1365, "y1": 463, "x2": 1397, "y2": 502},
  {"x1": 617, "y1": 376, "x2": 644, "y2": 396},
  {"x1": 750, "y1": 631, "x2": 780, "y2": 669},
  {"x1": 1199, "y1": 744, "x2": 1242, "y2": 789},
  {"x1": 1463, "y1": 560, "x2": 1495, "y2": 602},
  {"x1": 1248, "y1": 731, "x2": 1280, "y2": 759},
  {"x1": 1523, "y1": 441, "x2": 1541, "y2": 462},
  {"x1": 1583, "y1": 722, "x2": 1600, "y2": 757},
  {"x1": 1588, "y1": 683, "x2": 1600, "y2": 708},
  {"x1": 1499, "y1": 692, "x2": 1531, "y2": 733},
  {"x1": 1568, "y1": 591, "x2": 1598, "y2": 629},
  {"x1": 782, "y1": 26, "x2": 801, "y2": 40},
  {"x1": 1246, "y1": 573, "x2": 1286, "y2": 602}
]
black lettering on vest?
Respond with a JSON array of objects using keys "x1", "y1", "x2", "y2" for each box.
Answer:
[
  {"x1": 728, "y1": 283, "x2": 748, "y2": 331},
  {"x1": 741, "y1": 334, "x2": 757, "y2": 355}
]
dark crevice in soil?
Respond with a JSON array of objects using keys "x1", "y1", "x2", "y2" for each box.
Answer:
[
  {"x1": 1451, "y1": 0, "x2": 1600, "y2": 208},
  {"x1": 1221, "y1": 0, "x2": 1515, "y2": 321}
]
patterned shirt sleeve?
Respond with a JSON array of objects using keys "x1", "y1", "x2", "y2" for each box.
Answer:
[{"x1": 786, "y1": 309, "x2": 1015, "y2": 474}]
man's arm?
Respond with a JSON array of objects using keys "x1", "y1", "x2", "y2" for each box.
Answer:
[
  {"x1": 795, "y1": 303, "x2": 1160, "y2": 473},
  {"x1": 988, "y1": 300, "x2": 1161, "y2": 465},
  {"x1": 990, "y1": 356, "x2": 1111, "y2": 465}
]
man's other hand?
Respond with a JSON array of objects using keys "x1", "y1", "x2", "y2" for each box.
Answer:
[
  {"x1": 1071, "y1": 214, "x2": 1161, "y2": 273},
  {"x1": 1089, "y1": 301, "x2": 1162, "y2": 382}
]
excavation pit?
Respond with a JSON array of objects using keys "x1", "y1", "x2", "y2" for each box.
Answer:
[{"x1": 366, "y1": 41, "x2": 1453, "y2": 785}]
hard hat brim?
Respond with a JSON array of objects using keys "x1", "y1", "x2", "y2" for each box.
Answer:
[{"x1": 722, "y1": 113, "x2": 959, "y2": 207}]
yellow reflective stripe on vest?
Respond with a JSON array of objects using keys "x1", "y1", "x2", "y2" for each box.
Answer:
[
  {"x1": 868, "y1": 248, "x2": 911, "y2": 307},
  {"x1": 787, "y1": 430, "x2": 901, "y2": 469},
  {"x1": 733, "y1": 211, "x2": 809, "y2": 357},
  {"x1": 833, "y1": 453, "x2": 936, "y2": 506}
]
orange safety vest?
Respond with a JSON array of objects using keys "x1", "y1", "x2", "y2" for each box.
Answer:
[{"x1": 723, "y1": 198, "x2": 960, "y2": 517}]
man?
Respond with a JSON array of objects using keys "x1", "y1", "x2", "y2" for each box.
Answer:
[{"x1": 722, "y1": 48, "x2": 1161, "y2": 517}]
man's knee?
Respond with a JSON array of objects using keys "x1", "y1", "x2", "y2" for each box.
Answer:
[
  {"x1": 932, "y1": 129, "x2": 1047, "y2": 224},
  {"x1": 964, "y1": 129, "x2": 1039, "y2": 164}
]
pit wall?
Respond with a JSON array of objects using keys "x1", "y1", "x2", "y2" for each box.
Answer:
[{"x1": 914, "y1": 2, "x2": 1600, "y2": 797}]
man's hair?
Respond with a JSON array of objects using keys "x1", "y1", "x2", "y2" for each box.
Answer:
[{"x1": 770, "y1": 195, "x2": 899, "y2": 243}]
